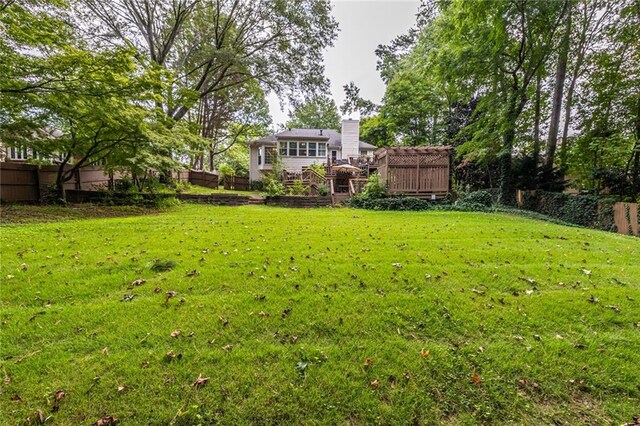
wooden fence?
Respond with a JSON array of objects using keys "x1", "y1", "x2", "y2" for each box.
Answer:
[
  {"x1": 188, "y1": 170, "x2": 218, "y2": 189},
  {"x1": 0, "y1": 162, "x2": 213, "y2": 203},
  {"x1": 376, "y1": 146, "x2": 452, "y2": 198},
  {"x1": 0, "y1": 162, "x2": 117, "y2": 202},
  {"x1": 614, "y1": 202, "x2": 639, "y2": 236},
  {"x1": 224, "y1": 175, "x2": 250, "y2": 191}
]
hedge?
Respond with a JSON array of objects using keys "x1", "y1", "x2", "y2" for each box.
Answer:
[
  {"x1": 519, "y1": 190, "x2": 616, "y2": 231},
  {"x1": 347, "y1": 190, "x2": 620, "y2": 233}
]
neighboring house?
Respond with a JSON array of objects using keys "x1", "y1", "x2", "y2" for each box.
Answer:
[{"x1": 248, "y1": 119, "x2": 377, "y2": 182}]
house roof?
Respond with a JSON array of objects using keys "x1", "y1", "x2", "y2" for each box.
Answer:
[{"x1": 250, "y1": 128, "x2": 376, "y2": 150}]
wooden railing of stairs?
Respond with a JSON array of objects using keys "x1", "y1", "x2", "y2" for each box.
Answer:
[{"x1": 283, "y1": 168, "x2": 326, "y2": 194}]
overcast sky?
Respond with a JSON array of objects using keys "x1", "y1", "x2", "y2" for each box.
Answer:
[{"x1": 267, "y1": 0, "x2": 420, "y2": 126}]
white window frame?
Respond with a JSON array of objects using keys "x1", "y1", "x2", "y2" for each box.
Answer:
[{"x1": 318, "y1": 143, "x2": 327, "y2": 157}]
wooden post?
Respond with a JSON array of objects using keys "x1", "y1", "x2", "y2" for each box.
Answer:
[
  {"x1": 416, "y1": 154, "x2": 420, "y2": 194},
  {"x1": 75, "y1": 168, "x2": 81, "y2": 190},
  {"x1": 34, "y1": 167, "x2": 41, "y2": 203}
]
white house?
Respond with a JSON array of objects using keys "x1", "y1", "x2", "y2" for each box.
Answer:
[{"x1": 248, "y1": 119, "x2": 377, "y2": 182}]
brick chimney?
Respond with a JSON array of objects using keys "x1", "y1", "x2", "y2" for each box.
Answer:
[{"x1": 341, "y1": 119, "x2": 359, "y2": 159}]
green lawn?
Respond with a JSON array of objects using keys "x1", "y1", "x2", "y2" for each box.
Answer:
[{"x1": 1, "y1": 205, "x2": 639, "y2": 425}]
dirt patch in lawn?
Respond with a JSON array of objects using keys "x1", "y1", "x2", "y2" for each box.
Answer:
[{"x1": 0, "y1": 204, "x2": 165, "y2": 224}]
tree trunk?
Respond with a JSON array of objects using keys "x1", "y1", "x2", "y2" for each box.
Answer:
[
  {"x1": 544, "y1": 12, "x2": 571, "y2": 177},
  {"x1": 558, "y1": 74, "x2": 577, "y2": 172},
  {"x1": 532, "y1": 72, "x2": 542, "y2": 168},
  {"x1": 500, "y1": 95, "x2": 519, "y2": 205},
  {"x1": 630, "y1": 97, "x2": 640, "y2": 197},
  {"x1": 55, "y1": 161, "x2": 69, "y2": 202}
]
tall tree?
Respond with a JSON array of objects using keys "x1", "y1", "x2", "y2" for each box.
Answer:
[
  {"x1": 340, "y1": 82, "x2": 378, "y2": 118},
  {"x1": 544, "y1": 8, "x2": 572, "y2": 177},
  {"x1": 436, "y1": 0, "x2": 568, "y2": 202},
  {"x1": 78, "y1": 0, "x2": 339, "y2": 122},
  {"x1": 285, "y1": 96, "x2": 341, "y2": 131}
]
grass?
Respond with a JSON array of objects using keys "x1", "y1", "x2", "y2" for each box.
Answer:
[
  {"x1": 179, "y1": 184, "x2": 259, "y2": 196},
  {"x1": 1, "y1": 204, "x2": 639, "y2": 425}
]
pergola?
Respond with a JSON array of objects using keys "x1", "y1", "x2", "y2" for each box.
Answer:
[{"x1": 375, "y1": 146, "x2": 453, "y2": 199}]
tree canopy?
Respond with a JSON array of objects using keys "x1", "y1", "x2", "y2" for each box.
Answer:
[
  {"x1": 366, "y1": 0, "x2": 639, "y2": 200},
  {"x1": 285, "y1": 96, "x2": 341, "y2": 130}
]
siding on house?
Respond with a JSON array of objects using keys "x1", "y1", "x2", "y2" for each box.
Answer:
[
  {"x1": 249, "y1": 145, "x2": 261, "y2": 182},
  {"x1": 280, "y1": 156, "x2": 327, "y2": 172}
]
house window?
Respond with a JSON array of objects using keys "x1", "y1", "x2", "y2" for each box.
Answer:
[
  {"x1": 288, "y1": 141, "x2": 297, "y2": 156},
  {"x1": 9, "y1": 146, "x2": 29, "y2": 160},
  {"x1": 265, "y1": 147, "x2": 276, "y2": 164},
  {"x1": 331, "y1": 150, "x2": 337, "y2": 161},
  {"x1": 278, "y1": 141, "x2": 327, "y2": 157}
]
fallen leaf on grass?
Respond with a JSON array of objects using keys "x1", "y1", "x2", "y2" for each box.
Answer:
[
  {"x1": 193, "y1": 374, "x2": 209, "y2": 388},
  {"x1": 420, "y1": 348, "x2": 430, "y2": 358},
  {"x1": 95, "y1": 415, "x2": 117, "y2": 425},
  {"x1": 117, "y1": 385, "x2": 125, "y2": 393},
  {"x1": 471, "y1": 372, "x2": 481, "y2": 384},
  {"x1": 581, "y1": 269, "x2": 591, "y2": 276},
  {"x1": 363, "y1": 358, "x2": 373, "y2": 367},
  {"x1": 170, "y1": 330, "x2": 181, "y2": 338},
  {"x1": 52, "y1": 390, "x2": 65, "y2": 413},
  {"x1": 101, "y1": 347, "x2": 109, "y2": 355},
  {"x1": 605, "y1": 305, "x2": 621, "y2": 312},
  {"x1": 28, "y1": 311, "x2": 46, "y2": 322},
  {"x1": 620, "y1": 416, "x2": 640, "y2": 426},
  {"x1": 165, "y1": 291, "x2": 178, "y2": 303},
  {"x1": 517, "y1": 379, "x2": 539, "y2": 389},
  {"x1": 222, "y1": 344, "x2": 233, "y2": 352},
  {"x1": 186, "y1": 270, "x2": 200, "y2": 277},
  {"x1": 369, "y1": 379, "x2": 380, "y2": 388},
  {"x1": 129, "y1": 279, "x2": 146, "y2": 288},
  {"x1": 472, "y1": 288, "x2": 485, "y2": 296}
]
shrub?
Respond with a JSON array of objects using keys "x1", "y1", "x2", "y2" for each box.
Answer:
[
  {"x1": 251, "y1": 180, "x2": 265, "y2": 191},
  {"x1": 288, "y1": 179, "x2": 309, "y2": 196},
  {"x1": 348, "y1": 195, "x2": 435, "y2": 211},
  {"x1": 264, "y1": 179, "x2": 285, "y2": 196},
  {"x1": 308, "y1": 162, "x2": 326, "y2": 177},
  {"x1": 520, "y1": 190, "x2": 616, "y2": 231},
  {"x1": 361, "y1": 173, "x2": 387, "y2": 199},
  {"x1": 459, "y1": 190, "x2": 493, "y2": 207},
  {"x1": 114, "y1": 177, "x2": 135, "y2": 193},
  {"x1": 317, "y1": 184, "x2": 329, "y2": 196}
]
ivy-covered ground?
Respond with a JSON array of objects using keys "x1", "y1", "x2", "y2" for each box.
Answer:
[{"x1": 1, "y1": 204, "x2": 639, "y2": 425}]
